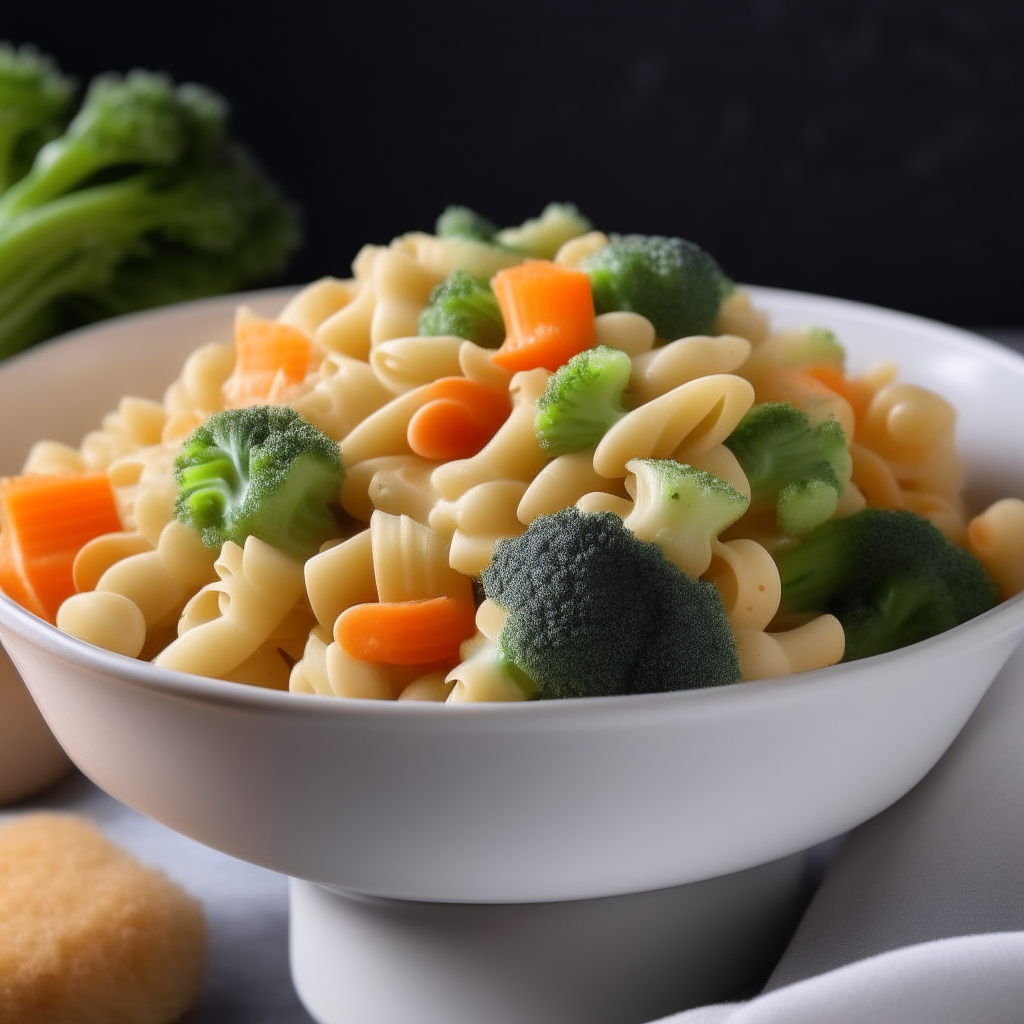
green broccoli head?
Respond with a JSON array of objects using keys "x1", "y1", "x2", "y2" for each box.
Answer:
[
  {"x1": 435, "y1": 204, "x2": 500, "y2": 244},
  {"x1": 482, "y1": 507, "x2": 740, "y2": 699},
  {"x1": 534, "y1": 345, "x2": 631, "y2": 457},
  {"x1": 0, "y1": 42, "x2": 76, "y2": 193},
  {"x1": 417, "y1": 269, "x2": 505, "y2": 348},
  {"x1": 174, "y1": 406, "x2": 344, "y2": 560},
  {"x1": 0, "y1": 70, "x2": 227, "y2": 224},
  {"x1": 724, "y1": 402, "x2": 851, "y2": 536},
  {"x1": 0, "y1": 67, "x2": 299, "y2": 359},
  {"x1": 775, "y1": 507, "x2": 999, "y2": 661},
  {"x1": 624, "y1": 459, "x2": 749, "y2": 577},
  {"x1": 496, "y1": 202, "x2": 592, "y2": 258},
  {"x1": 582, "y1": 234, "x2": 733, "y2": 342}
]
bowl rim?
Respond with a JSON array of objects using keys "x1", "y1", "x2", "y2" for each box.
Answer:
[{"x1": 2, "y1": 283, "x2": 1024, "y2": 723}]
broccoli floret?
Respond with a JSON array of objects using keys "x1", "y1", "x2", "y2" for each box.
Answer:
[
  {"x1": 482, "y1": 507, "x2": 740, "y2": 699},
  {"x1": 534, "y1": 345, "x2": 631, "y2": 457},
  {"x1": 496, "y1": 202, "x2": 592, "y2": 258},
  {"x1": 435, "y1": 204, "x2": 500, "y2": 244},
  {"x1": 775, "y1": 508, "x2": 999, "y2": 661},
  {"x1": 724, "y1": 402, "x2": 851, "y2": 536},
  {"x1": 0, "y1": 69, "x2": 298, "y2": 358},
  {"x1": 624, "y1": 459, "x2": 749, "y2": 577},
  {"x1": 0, "y1": 43, "x2": 75, "y2": 194},
  {"x1": 174, "y1": 406, "x2": 344, "y2": 560},
  {"x1": 582, "y1": 234, "x2": 733, "y2": 341},
  {"x1": 418, "y1": 269, "x2": 505, "y2": 347}
]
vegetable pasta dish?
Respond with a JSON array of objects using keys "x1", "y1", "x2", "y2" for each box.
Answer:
[{"x1": 1, "y1": 203, "x2": 1022, "y2": 703}]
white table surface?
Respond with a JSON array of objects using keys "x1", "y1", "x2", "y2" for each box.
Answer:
[{"x1": 3, "y1": 327, "x2": 1023, "y2": 1024}]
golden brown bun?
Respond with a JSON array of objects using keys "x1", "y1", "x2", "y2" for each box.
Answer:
[{"x1": 0, "y1": 813, "x2": 206, "y2": 1023}]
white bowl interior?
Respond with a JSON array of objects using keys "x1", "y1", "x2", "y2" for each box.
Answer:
[{"x1": 1, "y1": 287, "x2": 1023, "y2": 903}]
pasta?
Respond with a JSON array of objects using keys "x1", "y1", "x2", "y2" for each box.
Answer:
[{"x1": 3, "y1": 205, "x2": 1019, "y2": 708}]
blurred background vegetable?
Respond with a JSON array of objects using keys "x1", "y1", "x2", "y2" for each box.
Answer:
[{"x1": 0, "y1": 42, "x2": 299, "y2": 359}]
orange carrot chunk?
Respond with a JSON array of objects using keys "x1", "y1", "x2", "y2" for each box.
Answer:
[
  {"x1": 223, "y1": 307, "x2": 312, "y2": 408},
  {"x1": 407, "y1": 377, "x2": 511, "y2": 461},
  {"x1": 491, "y1": 261, "x2": 596, "y2": 372},
  {"x1": 0, "y1": 473, "x2": 123, "y2": 623},
  {"x1": 336, "y1": 597, "x2": 478, "y2": 666}
]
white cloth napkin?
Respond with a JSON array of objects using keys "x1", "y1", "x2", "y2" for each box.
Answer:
[{"x1": 656, "y1": 633, "x2": 1024, "y2": 1022}]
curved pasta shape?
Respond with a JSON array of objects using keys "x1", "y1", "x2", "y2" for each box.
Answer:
[
  {"x1": 713, "y1": 290, "x2": 770, "y2": 344},
  {"x1": 517, "y1": 451, "x2": 628, "y2": 525},
  {"x1": 367, "y1": 456, "x2": 440, "y2": 524},
  {"x1": 288, "y1": 625, "x2": 333, "y2": 694},
  {"x1": 686, "y1": 445, "x2": 751, "y2": 500},
  {"x1": 21, "y1": 440, "x2": 85, "y2": 475},
  {"x1": 431, "y1": 368, "x2": 550, "y2": 500},
  {"x1": 291, "y1": 353, "x2": 393, "y2": 444},
  {"x1": 393, "y1": 231, "x2": 523, "y2": 280},
  {"x1": 57, "y1": 591, "x2": 148, "y2": 658},
  {"x1": 154, "y1": 536, "x2": 306, "y2": 677},
  {"x1": 94, "y1": 520, "x2": 218, "y2": 634},
  {"x1": 446, "y1": 639, "x2": 533, "y2": 703},
  {"x1": 397, "y1": 671, "x2": 454, "y2": 701},
  {"x1": 554, "y1": 230, "x2": 608, "y2": 269},
  {"x1": 858, "y1": 382, "x2": 965, "y2": 500},
  {"x1": 849, "y1": 441, "x2": 905, "y2": 509},
  {"x1": 593, "y1": 312, "x2": 656, "y2": 357},
  {"x1": 968, "y1": 498, "x2": 1024, "y2": 599},
  {"x1": 459, "y1": 341, "x2": 514, "y2": 391},
  {"x1": 901, "y1": 490, "x2": 967, "y2": 544},
  {"x1": 594, "y1": 373, "x2": 755, "y2": 478},
  {"x1": 734, "y1": 615, "x2": 845, "y2": 682},
  {"x1": 370, "y1": 246, "x2": 442, "y2": 346},
  {"x1": 80, "y1": 396, "x2": 167, "y2": 471},
  {"x1": 430, "y1": 480, "x2": 529, "y2": 577},
  {"x1": 576, "y1": 492, "x2": 634, "y2": 517},
  {"x1": 304, "y1": 530, "x2": 377, "y2": 630},
  {"x1": 370, "y1": 510, "x2": 473, "y2": 605},
  {"x1": 73, "y1": 530, "x2": 154, "y2": 593},
  {"x1": 370, "y1": 336, "x2": 464, "y2": 394},
  {"x1": 629, "y1": 335, "x2": 751, "y2": 405},
  {"x1": 225, "y1": 604, "x2": 318, "y2": 690},
  {"x1": 703, "y1": 539, "x2": 781, "y2": 632},
  {"x1": 177, "y1": 341, "x2": 236, "y2": 415},
  {"x1": 316, "y1": 270, "x2": 378, "y2": 359},
  {"x1": 278, "y1": 277, "x2": 356, "y2": 337},
  {"x1": 833, "y1": 479, "x2": 868, "y2": 518},
  {"x1": 340, "y1": 383, "x2": 436, "y2": 468}
]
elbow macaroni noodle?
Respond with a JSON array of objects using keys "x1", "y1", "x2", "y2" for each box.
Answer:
[{"x1": 8, "y1": 221, "x2": 1019, "y2": 702}]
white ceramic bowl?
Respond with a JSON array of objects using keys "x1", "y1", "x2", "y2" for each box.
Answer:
[{"x1": 1, "y1": 288, "x2": 1023, "y2": 903}]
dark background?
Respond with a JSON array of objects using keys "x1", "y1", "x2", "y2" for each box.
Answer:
[{"x1": 8, "y1": 0, "x2": 1023, "y2": 325}]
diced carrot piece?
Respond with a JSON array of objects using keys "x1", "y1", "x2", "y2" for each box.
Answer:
[
  {"x1": 0, "y1": 473, "x2": 123, "y2": 623},
  {"x1": 335, "y1": 597, "x2": 478, "y2": 665},
  {"x1": 407, "y1": 377, "x2": 511, "y2": 461},
  {"x1": 223, "y1": 307, "x2": 313, "y2": 408},
  {"x1": 491, "y1": 261, "x2": 596, "y2": 372}
]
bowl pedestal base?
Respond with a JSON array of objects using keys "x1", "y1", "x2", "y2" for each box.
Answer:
[{"x1": 290, "y1": 852, "x2": 809, "y2": 1024}]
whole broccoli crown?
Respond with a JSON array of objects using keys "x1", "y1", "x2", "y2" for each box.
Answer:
[
  {"x1": 174, "y1": 406, "x2": 344, "y2": 559},
  {"x1": 0, "y1": 42, "x2": 75, "y2": 190},
  {"x1": 582, "y1": 233, "x2": 733, "y2": 341},
  {"x1": 66, "y1": 71, "x2": 227, "y2": 171},
  {"x1": 482, "y1": 507, "x2": 740, "y2": 699},
  {"x1": 0, "y1": 41, "x2": 75, "y2": 129},
  {"x1": 534, "y1": 345, "x2": 631, "y2": 457},
  {"x1": 435, "y1": 205, "x2": 499, "y2": 243},
  {"x1": 725, "y1": 402, "x2": 850, "y2": 535},
  {"x1": 776, "y1": 508, "x2": 999, "y2": 660},
  {"x1": 418, "y1": 269, "x2": 505, "y2": 348}
]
